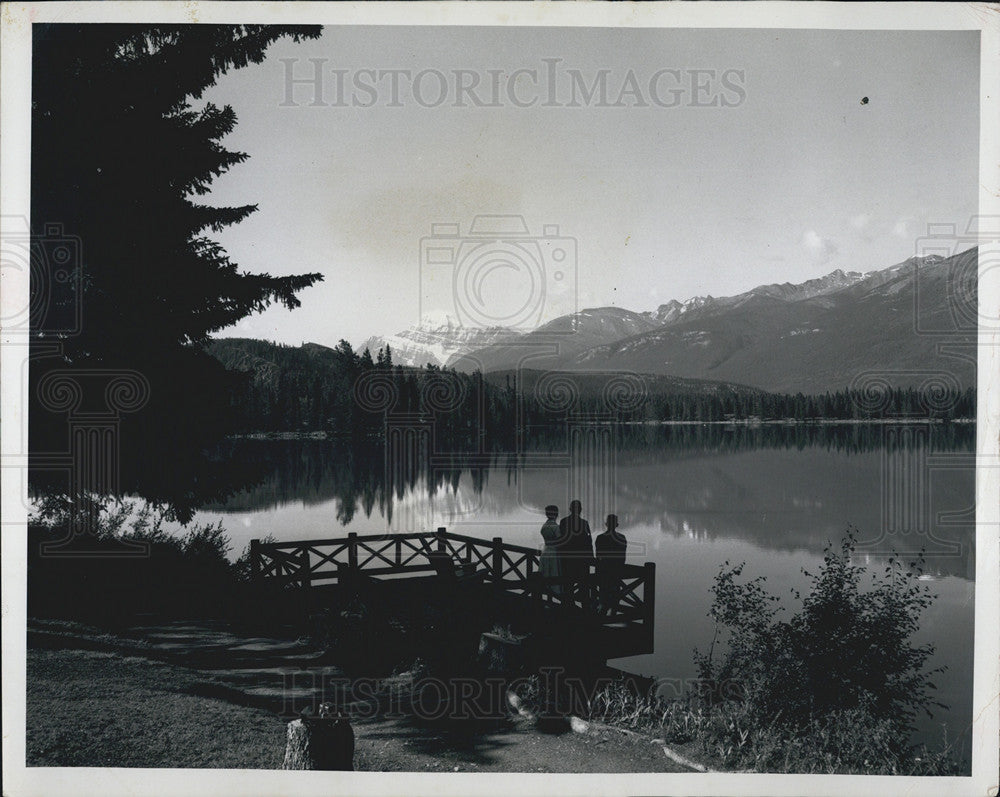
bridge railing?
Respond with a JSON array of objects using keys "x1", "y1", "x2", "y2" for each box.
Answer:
[{"x1": 250, "y1": 528, "x2": 654, "y2": 633}]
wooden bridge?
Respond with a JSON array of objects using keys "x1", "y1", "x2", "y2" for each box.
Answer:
[{"x1": 250, "y1": 528, "x2": 655, "y2": 657}]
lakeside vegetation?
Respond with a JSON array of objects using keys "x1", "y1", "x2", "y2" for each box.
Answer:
[
  {"x1": 27, "y1": 644, "x2": 288, "y2": 769},
  {"x1": 512, "y1": 531, "x2": 958, "y2": 775}
]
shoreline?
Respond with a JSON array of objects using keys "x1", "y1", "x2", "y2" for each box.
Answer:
[{"x1": 228, "y1": 417, "x2": 976, "y2": 440}]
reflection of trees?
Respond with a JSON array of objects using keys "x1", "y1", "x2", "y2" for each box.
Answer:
[
  {"x1": 200, "y1": 438, "x2": 386, "y2": 519},
  {"x1": 198, "y1": 425, "x2": 975, "y2": 579}
]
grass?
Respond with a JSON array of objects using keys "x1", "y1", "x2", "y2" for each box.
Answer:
[
  {"x1": 580, "y1": 678, "x2": 962, "y2": 776},
  {"x1": 27, "y1": 647, "x2": 286, "y2": 768}
]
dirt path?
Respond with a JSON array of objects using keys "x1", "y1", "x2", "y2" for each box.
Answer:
[
  {"x1": 27, "y1": 618, "x2": 693, "y2": 773},
  {"x1": 353, "y1": 713, "x2": 686, "y2": 772}
]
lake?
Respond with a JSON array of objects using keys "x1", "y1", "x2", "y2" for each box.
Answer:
[{"x1": 188, "y1": 423, "x2": 976, "y2": 758}]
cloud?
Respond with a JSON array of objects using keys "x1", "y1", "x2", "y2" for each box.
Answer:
[
  {"x1": 849, "y1": 213, "x2": 871, "y2": 231},
  {"x1": 891, "y1": 218, "x2": 910, "y2": 239},
  {"x1": 801, "y1": 229, "x2": 839, "y2": 263}
]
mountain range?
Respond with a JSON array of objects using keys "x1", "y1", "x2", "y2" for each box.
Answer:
[{"x1": 353, "y1": 247, "x2": 977, "y2": 394}]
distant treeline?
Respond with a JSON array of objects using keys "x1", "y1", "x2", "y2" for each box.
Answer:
[
  {"x1": 207, "y1": 338, "x2": 977, "y2": 439},
  {"x1": 645, "y1": 385, "x2": 976, "y2": 423}
]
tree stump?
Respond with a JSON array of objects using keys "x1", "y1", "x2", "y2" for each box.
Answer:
[{"x1": 282, "y1": 717, "x2": 354, "y2": 771}]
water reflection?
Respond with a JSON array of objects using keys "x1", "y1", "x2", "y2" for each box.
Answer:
[{"x1": 204, "y1": 423, "x2": 975, "y2": 579}]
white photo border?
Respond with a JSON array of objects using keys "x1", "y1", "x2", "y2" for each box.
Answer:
[{"x1": 2, "y1": 2, "x2": 997, "y2": 796}]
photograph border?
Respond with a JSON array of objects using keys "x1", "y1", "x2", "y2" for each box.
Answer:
[{"x1": 2, "y1": 2, "x2": 998, "y2": 796}]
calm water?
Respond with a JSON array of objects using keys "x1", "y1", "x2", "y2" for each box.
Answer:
[{"x1": 189, "y1": 424, "x2": 975, "y2": 756}]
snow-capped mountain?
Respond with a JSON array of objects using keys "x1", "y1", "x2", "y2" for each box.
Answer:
[
  {"x1": 448, "y1": 307, "x2": 660, "y2": 373},
  {"x1": 444, "y1": 250, "x2": 976, "y2": 393},
  {"x1": 572, "y1": 250, "x2": 975, "y2": 393},
  {"x1": 358, "y1": 315, "x2": 522, "y2": 368},
  {"x1": 644, "y1": 268, "x2": 868, "y2": 326}
]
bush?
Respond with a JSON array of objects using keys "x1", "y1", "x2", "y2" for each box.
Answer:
[
  {"x1": 28, "y1": 497, "x2": 242, "y2": 622},
  {"x1": 574, "y1": 530, "x2": 959, "y2": 774},
  {"x1": 691, "y1": 527, "x2": 952, "y2": 773}
]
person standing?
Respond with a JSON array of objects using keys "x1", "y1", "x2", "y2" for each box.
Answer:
[
  {"x1": 595, "y1": 514, "x2": 627, "y2": 614},
  {"x1": 538, "y1": 504, "x2": 563, "y2": 596},
  {"x1": 558, "y1": 499, "x2": 593, "y2": 596}
]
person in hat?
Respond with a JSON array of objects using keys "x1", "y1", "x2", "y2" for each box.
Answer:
[{"x1": 594, "y1": 514, "x2": 627, "y2": 614}]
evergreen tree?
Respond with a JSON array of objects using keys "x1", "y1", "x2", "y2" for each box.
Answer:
[
  {"x1": 32, "y1": 24, "x2": 323, "y2": 361},
  {"x1": 30, "y1": 24, "x2": 323, "y2": 518}
]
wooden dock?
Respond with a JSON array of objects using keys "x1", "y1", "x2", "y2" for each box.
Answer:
[{"x1": 250, "y1": 528, "x2": 655, "y2": 658}]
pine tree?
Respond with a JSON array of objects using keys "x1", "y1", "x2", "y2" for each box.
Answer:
[
  {"x1": 30, "y1": 24, "x2": 323, "y2": 518},
  {"x1": 31, "y1": 24, "x2": 323, "y2": 360}
]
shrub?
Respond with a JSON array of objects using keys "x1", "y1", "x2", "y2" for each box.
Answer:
[
  {"x1": 692, "y1": 527, "x2": 950, "y2": 772},
  {"x1": 575, "y1": 530, "x2": 959, "y2": 774},
  {"x1": 28, "y1": 497, "x2": 241, "y2": 622}
]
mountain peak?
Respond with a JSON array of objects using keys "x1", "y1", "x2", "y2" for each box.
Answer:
[
  {"x1": 358, "y1": 320, "x2": 521, "y2": 369},
  {"x1": 649, "y1": 265, "x2": 872, "y2": 324}
]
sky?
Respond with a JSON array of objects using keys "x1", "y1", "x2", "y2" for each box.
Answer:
[{"x1": 201, "y1": 26, "x2": 980, "y2": 348}]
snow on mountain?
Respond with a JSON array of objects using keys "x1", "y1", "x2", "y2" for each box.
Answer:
[
  {"x1": 571, "y1": 250, "x2": 976, "y2": 393},
  {"x1": 358, "y1": 319, "x2": 522, "y2": 369},
  {"x1": 351, "y1": 249, "x2": 971, "y2": 394},
  {"x1": 449, "y1": 306, "x2": 660, "y2": 373},
  {"x1": 644, "y1": 267, "x2": 869, "y2": 326}
]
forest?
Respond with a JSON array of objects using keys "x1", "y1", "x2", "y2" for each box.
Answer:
[{"x1": 208, "y1": 337, "x2": 977, "y2": 442}]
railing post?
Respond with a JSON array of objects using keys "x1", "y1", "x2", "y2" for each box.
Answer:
[
  {"x1": 436, "y1": 526, "x2": 447, "y2": 553},
  {"x1": 492, "y1": 537, "x2": 503, "y2": 585},
  {"x1": 643, "y1": 562, "x2": 656, "y2": 646},
  {"x1": 250, "y1": 538, "x2": 261, "y2": 582},
  {"x1": 348, "y1": 532, "x2": 358, "y2": 571},
  {"x1": 298, "y1": 548, "x2": 311, "y2": 589}
]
